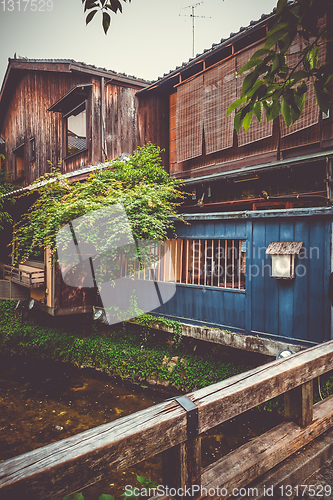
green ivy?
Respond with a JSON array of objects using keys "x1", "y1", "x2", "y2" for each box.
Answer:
[{"x1": 11, "y1": 143, "x2": 185, "y2": 265}]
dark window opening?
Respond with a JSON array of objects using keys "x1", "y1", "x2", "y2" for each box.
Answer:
[
  {"x1": 205, "y1": 45, "x2": 233, "y2": 69},
  {"x1": 181, "y1": 61, "x2": 204, "y2": 82},
  {"x1": 30, "y1": 137, "x2": 36, "y2": 162},
  {"x1": 233, "y1": 26, "x2": 266, "y2": 52},
  {"x1": 13, "y1": 143, "x2": 25, "y2": 180},
  {"x1": 63, "y1": 102, "x2": 87, "y2": 158}
]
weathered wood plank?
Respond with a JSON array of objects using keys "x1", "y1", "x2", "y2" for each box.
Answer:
[
  {"x1": 284, "y1": 380, "x2": 313, "y2": 427},
  {"x1": 191, "y1": 340, "x2": 333, "y2": 433},
  {"x1": 0, "y1": 402, "x2": 185, "y2": 499},
  {"x1": 162, "y1": 437, "x2": 201, "y2": 498},
  {"x1": 1, "y1": 340, "x2": 333, "y2": 499},
  {"x1": 200, "y1": 395, "x2": 333, "y2": 500}
]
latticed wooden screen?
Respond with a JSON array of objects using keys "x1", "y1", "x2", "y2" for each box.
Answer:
[
  {"x1": 236, "y1": 43, "x2": 273, "y2": 146},
  {"x1": 280, "y1": 17, "x2": 326, "y2": 137},
  {"x1": 176, "y1": 75, "x2": 204, "y2": 162},
  {"x1": 203, "y1": 58, "x2": 236, "y2": 154}
]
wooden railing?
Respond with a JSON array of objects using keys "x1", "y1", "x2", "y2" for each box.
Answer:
[
  {"x1": 3, "y1": 264, "x2": 45, "y2": 288},
  {"x1": 0, "y1": 340, "x2": 333, "y2": 499}
]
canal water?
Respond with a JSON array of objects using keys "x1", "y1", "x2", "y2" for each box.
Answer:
[{"x1": 0, "y1": 353, "x2": 282, "y2": 499}]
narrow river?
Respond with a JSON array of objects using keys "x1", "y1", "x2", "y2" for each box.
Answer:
[{"x1": 0, "y1": 353, "x2": 282, "y2": 499}]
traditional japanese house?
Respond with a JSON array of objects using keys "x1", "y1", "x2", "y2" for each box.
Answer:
[
  {"x1": 135, "y1": 10, "x2": 333, "y2": 348},
  {"x1": 1, "y1": 8, "x2": 333, "y2": 349},
  {"x1": 0, "y1": 58, "x2": 150, "y2": 316}
]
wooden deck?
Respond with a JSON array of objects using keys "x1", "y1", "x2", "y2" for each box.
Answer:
[{"x1": 0, "y1": 340, "x2": 333, "y2": 499}]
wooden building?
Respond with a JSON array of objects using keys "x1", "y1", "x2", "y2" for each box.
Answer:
[
  {"x1": 135, "y1": 10, "x2": 333, "y2": 347},
  {"x1": 1, "y1": 9, "x2": 333, "y2": 346},
  {"x1": 0, "y1": 57, "x2": 149, "y2": 184},
  {"x1": 0, "y1": 58, "x2": 149, "y2": 315}
]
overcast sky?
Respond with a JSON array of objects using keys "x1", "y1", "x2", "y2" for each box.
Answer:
[{"x1": 0, "y1": 0, "x2": 277, "y2": 85}]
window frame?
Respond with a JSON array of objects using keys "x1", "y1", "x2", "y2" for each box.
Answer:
[
  {"x1": 127, "y1": 238, "x2": 247, "y2": 291},
  {"x1": 62, "y1": 100, "x2": 88, "y2": 160}
]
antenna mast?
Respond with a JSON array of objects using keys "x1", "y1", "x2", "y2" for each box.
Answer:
[{"x1": 180, "y1": 2, "x2": 211, "y2": 58}]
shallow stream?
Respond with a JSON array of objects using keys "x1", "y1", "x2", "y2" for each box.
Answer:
[{"x1": 0, "y1": 353, "x2": 282, "y2": 499}]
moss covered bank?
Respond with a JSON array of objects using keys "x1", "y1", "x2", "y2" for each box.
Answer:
[{"x1": 0, "y1": 301, "x2": 257, "y2": 392}]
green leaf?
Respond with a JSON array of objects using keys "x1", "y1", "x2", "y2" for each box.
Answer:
[
  {"x1": 264, "y1": 28, "x2": 288, "y2": 49},
  {"x1": 237, "y1": 59, "x2": 262, "y2": 75},
  {"x1": 63, "y1": 494, "x2": 85, "y2": 500},
  {"x1": 251, "y1": 48, "x2": 271, "y2": 59},
  {"x1": 308, "y1": 46, "x2": 319, "y2": 70},
  {"x1": 276, "y1": 0, "x2": 288, "y2": 15},
  {"x1": 314, "y1": 80, "x2": 330, "y2": 114},
  {"x1": 137, "y1": 475, "x2": 148, "y2": 484},
  {"x1": 242, "y1": 111, "x2": 253, "y2": 133},
  {"x1": 86, "y1": 9, "x2": 97, "y2": 25},
  {"x1": 253, "y1": 102, "x2": 263, "y2": 122},
  {"x1": 267, "y1": 21, "x2": 289, "y2": 37},
  {"x1": 241, "y1": 71, "x2": 258, "y2": 97},
  {"x1": 226, "y1": 96, "x2": 247, "y2": 115},
  {"x1": 264, "y1": 99, "x2": 281, "y2": 122},
  {"x1": 296, "y1": 82, "x2": 308, "y2": 97},
  {"x1": 84, "y1": 1, "x2": 98, "y2": 12},
  {"x1": 234, "y1": 109, "x2": 243, "y2": 133},
  {"x1": 271, "y1": 55, "x2": 280, "y2": 73},
  {"x1": 109, "y1": 0, "x2": 122, "y2": 13},
  {"x1": 102, "y1": 11, "x2": 111, "y2": 34},
  {"x1": 99, "y1": 495, "x2": 114, "y2": 500},
  {"x1": 281, "y1": 98, "x2": 292, "y2": 127}
]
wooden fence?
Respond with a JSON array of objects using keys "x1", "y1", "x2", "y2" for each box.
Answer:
[
  {"x1": 0, "y1": 340, "x2": 333, "y2": 499},
  {"x1": 3, "y1": 264, "x2": 45, "y2": 288}
]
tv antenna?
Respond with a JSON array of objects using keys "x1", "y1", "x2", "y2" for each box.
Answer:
[{"x1": 180, "y1": 2, "x2": 211, "y2": 58}]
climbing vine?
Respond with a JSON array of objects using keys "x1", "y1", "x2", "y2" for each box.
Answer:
[{"x1": 11, "y1": 143, "x2": 185, "y2": 265}]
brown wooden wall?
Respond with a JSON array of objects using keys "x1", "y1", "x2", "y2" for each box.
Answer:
[
  {"x1": 137, "y1": 92, "x2": 169, "y2": 169},
  {"x1": 158, "y1": 37, "x2": 333, "y2": 180},
  {"x1": 1, "y1": 71, "x2": 95, "y2": 184},
  {"x1": 1, "y1": 70, "x2": 147, "y2": 185}
]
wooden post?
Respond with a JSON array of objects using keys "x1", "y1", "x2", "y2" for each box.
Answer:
[
  {"x1": 284, "y1": 380, "x2": 313, "y2": 427},
  {"x1": 162, "y1": 436, "x2": 201, "y2": 498}
]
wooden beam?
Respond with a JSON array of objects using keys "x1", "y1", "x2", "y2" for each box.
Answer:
[
  {"x1": 1, "y1": 341, "x2": 333, "y2": 499},
  {"x1": 200, "y1": 395, "x2": 333, "y2": 499},
  {"x1": 284, "y1": 380, "x2": 313, "y2": 427},
  {"x1": 162, "y1": 437, "x2": 201, "y2": 499},
  {"x1": 0, "y1": 403, "x2": 186, "y2": 499},
  {"x1": 129, "y1": 317, "x2": 307, "y2": 356}
]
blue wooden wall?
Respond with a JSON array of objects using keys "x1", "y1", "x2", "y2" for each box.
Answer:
[{"x1": 155, "y1": 209, "x2": 332, "y2": 345}]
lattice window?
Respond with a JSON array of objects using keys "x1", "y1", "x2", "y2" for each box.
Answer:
[
  {"x1": 123, "y1": 239, "x2": 246, "y2": 290},
  {"x1": 176, "y1": 75, "x2": 204, "y2": 162},
  {"x1": 280, "y1": 17, "x2": 326, "y2": 137},
  {"x1": 236, "y1": 44, "x2": 273, "y2": 146},
  {"x1": 203, "y1": 58, "x2": 236, "y2": 154}
]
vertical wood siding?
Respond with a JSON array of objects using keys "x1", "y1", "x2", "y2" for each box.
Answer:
[
  {"x1": 155, "y1": 215, "x2": 331, "y2": 344},
  {"x1": 1, "y1": 71, "x2": 94, "y2": 183},
  {"x1": 105, "y1": 84, "x2": 139, "y2": 160}
]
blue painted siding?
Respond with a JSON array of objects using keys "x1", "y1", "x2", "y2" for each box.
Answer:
[{"x1": 154, "y1": 214, "x2": 332, "y2": 344}]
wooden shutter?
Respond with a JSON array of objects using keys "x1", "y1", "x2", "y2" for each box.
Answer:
[
  {"x1": 176, "y1": 75, "x2": 204, "y2": 162},
  {"x1": 236, "y1": 44, "x2": 273, "y2": 146},
  {"x1": 203, "y1": 58, "x2": 236, "y2": 154}
]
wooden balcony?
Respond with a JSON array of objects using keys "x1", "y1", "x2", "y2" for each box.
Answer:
[{"x1": 3, "y1": 264, "x2": 45, "y2": 288}]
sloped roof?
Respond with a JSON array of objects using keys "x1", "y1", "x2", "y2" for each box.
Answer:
[
  {"x1": 0, "y1": 58, "x2": 150, "y2": 128},
  {"x1": 140, "y1": 8, "x2": 275, "y2": 93},
  {"x1": 266, "y1": 242, "x2": 303, "y2": 255}
]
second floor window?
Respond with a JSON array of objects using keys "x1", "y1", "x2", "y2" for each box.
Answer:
[{"x1": 64, "y1": 102, "x2": 87, "y2": 157}]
